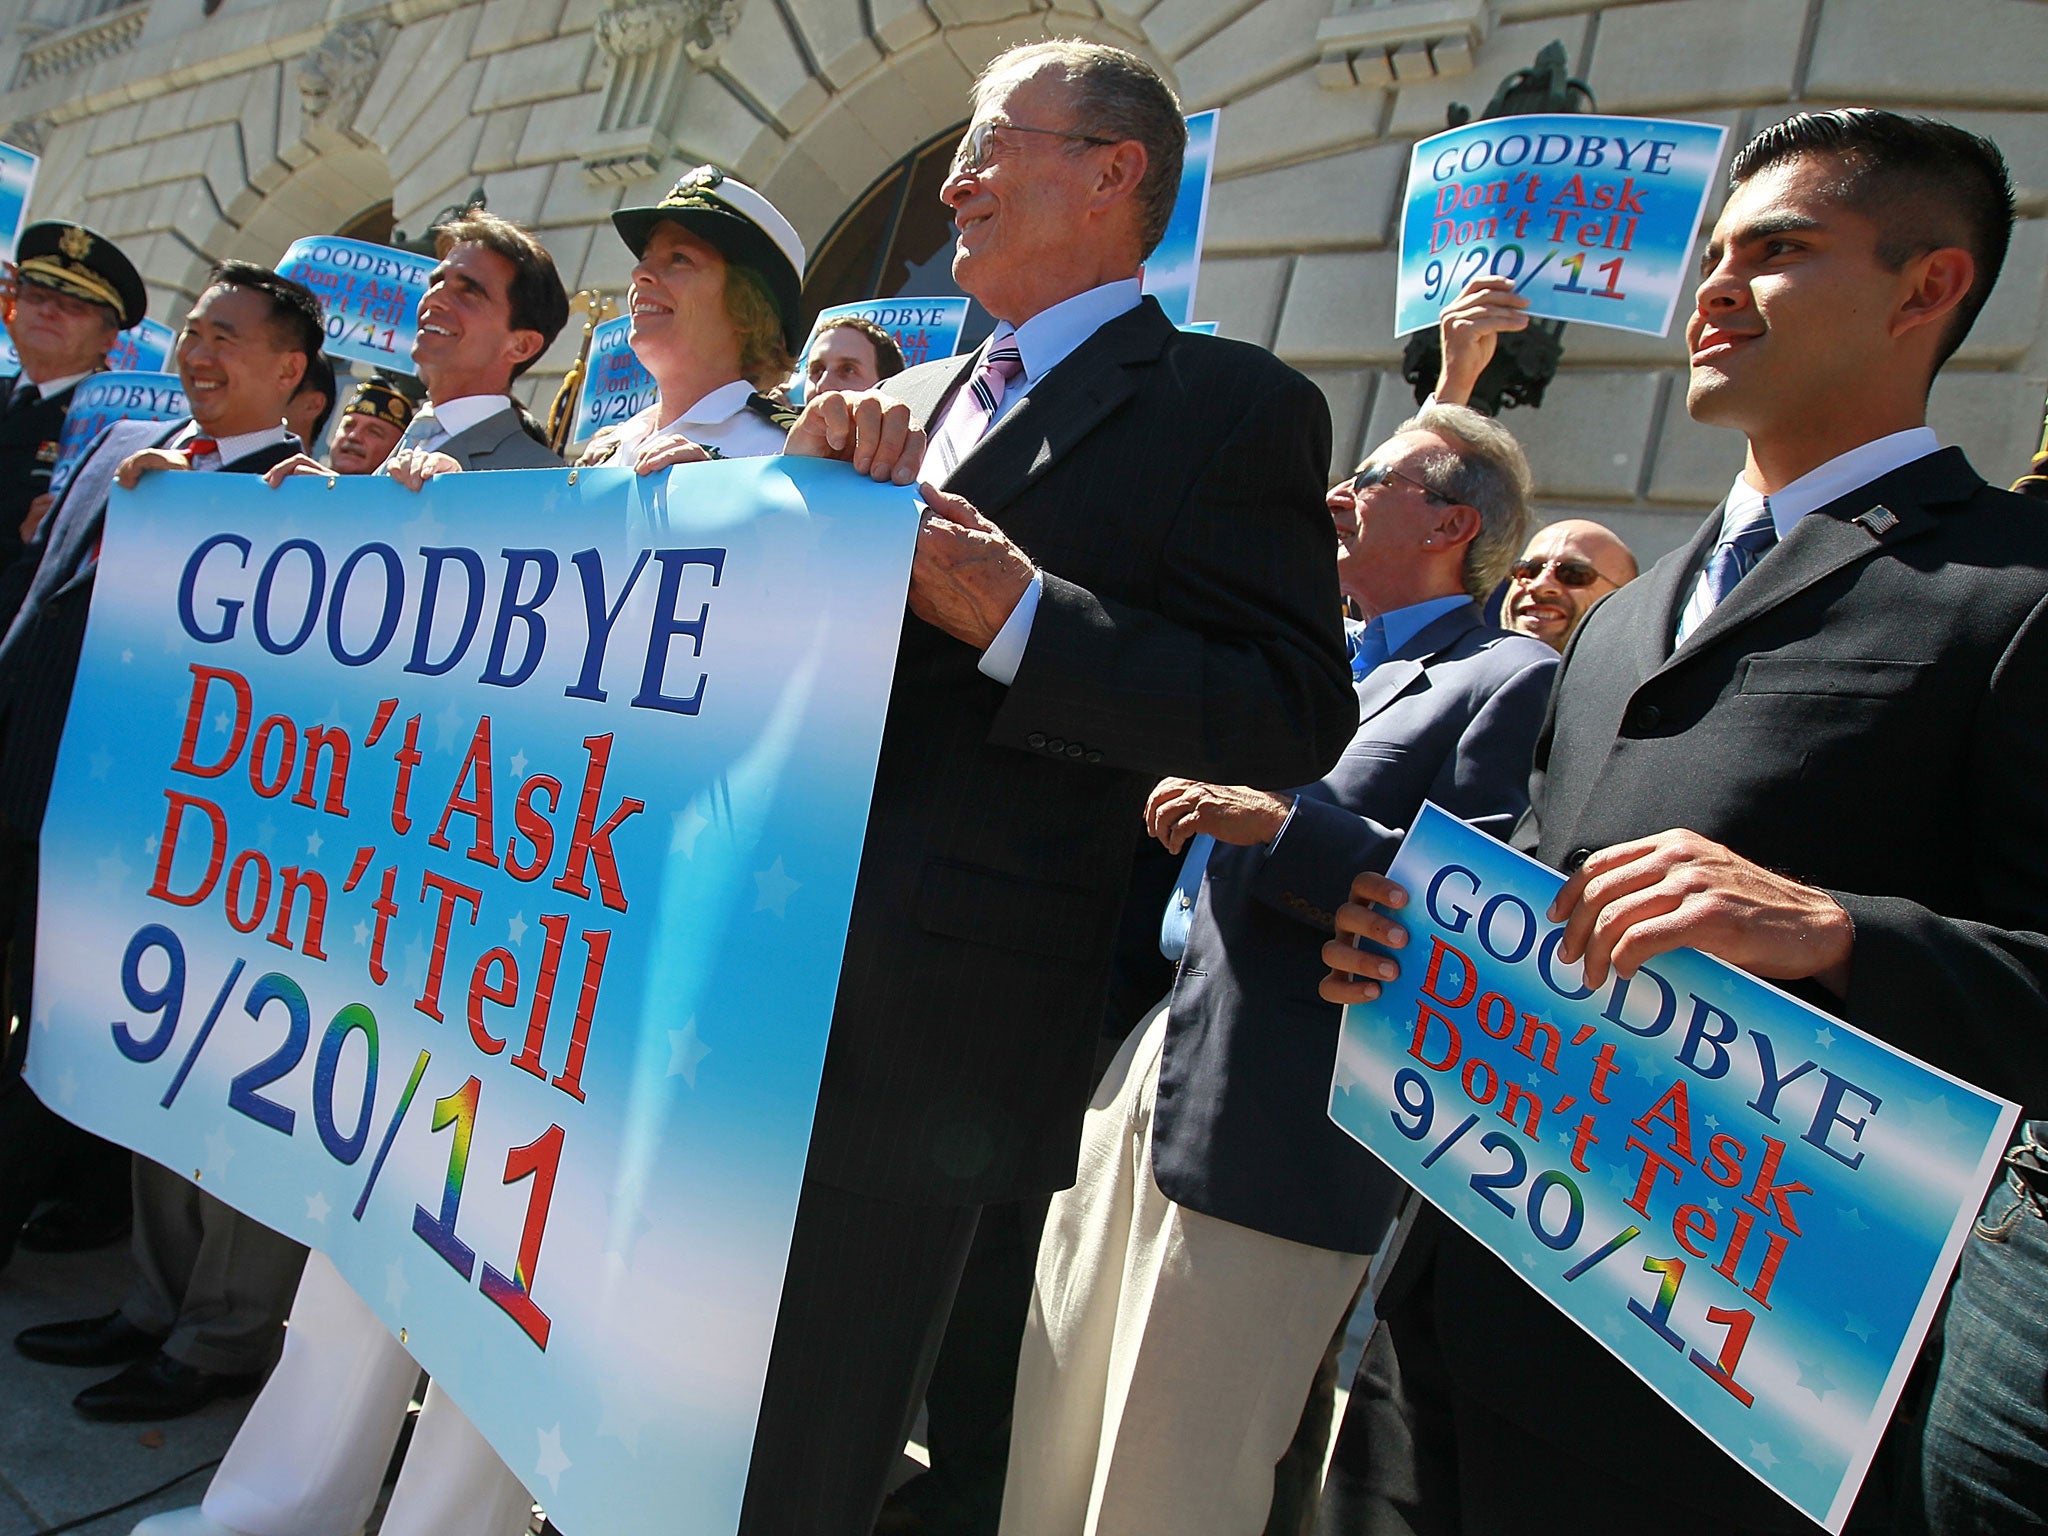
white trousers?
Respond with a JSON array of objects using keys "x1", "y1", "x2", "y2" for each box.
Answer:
[
  {"x1": 1000, "y1": 1006, "x2": 1370, "y2": 1536},
  {"x1": 199, "y1": 1252, "x2": 533, "y2": 1536}
]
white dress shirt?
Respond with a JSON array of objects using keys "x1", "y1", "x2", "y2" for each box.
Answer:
[
  {"x1": 173, "y1": 421, "x2": 296, "y2": 468},
  {"x1": 1676, "y1": 426, "x2": 1941, "y2": 644},
  {"x1": 956, "y1": 277, "x2": 1147, "y2": 685},
  {"x1": 404, "y1": 393, "x2": 517, "y2": 454}
]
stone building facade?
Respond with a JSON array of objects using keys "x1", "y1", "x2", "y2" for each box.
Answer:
[{"x1": 0, "y1": 0, "x2": 2042, "y2": 558}]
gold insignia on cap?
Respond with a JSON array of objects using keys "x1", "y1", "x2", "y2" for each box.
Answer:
[{"x1": 58, "y1": 224, "x2": 91, "y2": 261}]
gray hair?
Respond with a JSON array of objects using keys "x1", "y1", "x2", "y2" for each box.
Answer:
[
  {"x1": 1394, "y1": 403, "x2": 1534, "y2": 602},
  {"x1": 973, "y1": 41, "x2": 1186, "y2": 258}
]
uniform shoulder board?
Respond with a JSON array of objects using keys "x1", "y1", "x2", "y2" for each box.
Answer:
[{"x1": 746, "y1": 391, "x2": 801, "y2": 433}]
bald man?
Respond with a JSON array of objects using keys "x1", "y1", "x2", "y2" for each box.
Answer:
[{"x1": 1502, "y1": 518, "x2": 1636, "y2": 650}]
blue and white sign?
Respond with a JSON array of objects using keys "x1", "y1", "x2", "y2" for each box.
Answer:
[
  {"x1": 277, "y1": 235, "x2": 437, "y2": 374},
  {"x1": 788, "y1": 297, "x2": 972, "y2": 406},
  {"x1": 1142, "y1": 108, "x2": 1218, "y2": 329},
  {"x1": 1395, "y1": 114, "x2": 1728, "y2": 338},
  {"x1": 0, "y1": 140, "x2": 37, "y2": 262},
  {"x1": 30, "y1": 458, "x2": 923, "y2": 1534},
  {"x1": 106, "y1": 317, "x2": 177, "y2": 373},
  {"x1": 49, "y1": 370, "x2": 188, "y2": 497},
  {"x1": 570, "y1": 314, "x2": 657, "y2": 445},
  {"x1": 1329, "y1": 804, "x2": 2016, "y2": 1531}
]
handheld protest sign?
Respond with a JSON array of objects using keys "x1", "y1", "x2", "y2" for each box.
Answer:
[
  {"x1": 570, "y1": 313, "x2": 657, "y2": 444},
  {"x1": 1329, "y1": 803, "x2": 2017, "y2": 1532},
  {"x1": 788, "y1": 297, "x2": 971, "y2": 406},
  {"x1": 49, "y1": 369, "x2": 188, "y2": 496},
  {"x1": 277, "y1": 235, "x2": 436, "y2": 375},
  {"x1": 106, "y1": 317, "x2": 177, "y2": 373},
  {"x1": 1396, "y1": 114, "x2": 1728, "y2": 338},
  {"x1": 0, "y1": 142, "x2": 37, "y2": 262},
  {"x1": 1142, "y1": 108, "x2": 1219, "y2": 328}
]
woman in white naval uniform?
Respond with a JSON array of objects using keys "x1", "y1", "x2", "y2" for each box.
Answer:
[{"x1": 132, "y1": 167, "x2": 809, "y2": 1536}]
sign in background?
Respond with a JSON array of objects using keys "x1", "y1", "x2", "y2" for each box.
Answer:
[
  {"x1": 786, "y1": 297, "x2": 972, "y2": 408},
  {"x1": 30, "y1": 459, "x2": 923, "y2": 1533},
  {"x1": 106, "y1": 317, "x2": 177, "y2": 373},
  {"x1": 1142, "y1": 107, "x2": 1219, "y2": 328},
  {"x1": 277, "y1": 235, "x2": 436, "y2": 374},
  {"x1": 49, "y1": 369, "x2": 187, "y2": 496},
  {"x1": 0, "y1": 140, "x2": 36, "y2": 262},
  {"x1": 570, "y1": 314, "x2": 658, "y2": 445},
  {"x1": 1395, "y1": 113, "x2": 1727, "y2": 338},
  {"x1": 1329, "y1": 804, "x2": 2016, "y2": 1532}
]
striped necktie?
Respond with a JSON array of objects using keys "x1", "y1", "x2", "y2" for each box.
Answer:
[
  {"x1": 1678, "y1": 496, "x2": 1777, "y2": 642},
  {"x1": 394, "y1": 409, "x2": 445, "y2": 455},
  {"x1": 929, "y1": 335, "x2": 1024, "y2": 484}
]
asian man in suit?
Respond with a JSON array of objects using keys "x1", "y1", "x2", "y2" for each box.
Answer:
[
  {"x1": 1318, "y1": 111, "x2": 2047, "y2": 1534},
  {"x1": 11, "y1": 263, "x2": 320, "y2": 1422},
  {"x1": 1001, "y1": 404, "x2": 1556, "y2": 1536},
  {"x1": 773, "y1": 38, "x2": 1358, "y2": 1536}
]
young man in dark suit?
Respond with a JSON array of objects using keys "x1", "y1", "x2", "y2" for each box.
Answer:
[
  {"x1": 1003, "y1": 404, "x2": 1556, "y2": 1535},
  {"x1": 10, "y1": 263, "x2": 321, "y2": 1422},
  {"x1": 1320, "y1": 112, "x2": 2045, "y2": 1534},
  {"x1": 774, "y1": 38, "x2": 1358, "y2": 1536}
]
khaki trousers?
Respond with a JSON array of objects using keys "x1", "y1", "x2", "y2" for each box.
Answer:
[{"x1": 1002, "y1": 1006, "x2": 1370, "y2": 1536}]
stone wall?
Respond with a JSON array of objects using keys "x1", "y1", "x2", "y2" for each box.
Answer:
[{"x1": 0, "y1": 0, "x2": 2041, "y2": 560}]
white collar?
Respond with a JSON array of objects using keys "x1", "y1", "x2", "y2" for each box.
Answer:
[
  {"x1": 18, "y1": 369, "x2": 91, "y2": 399},
  {"x1": 1725, "y1": 427, "x2": 1942, "y2": 541},
  {"x1": 180, "y1": 422, "x2": 295, "y2": 465},
  {"x1": 662, "y1": 379, "x2": 754, "y2": 432},
  {"x1": 1001, "y1": 278, "x2": 1144, "y2": 391},
  {"x1": 421, "y1": 393, "x2": 515, "y2": 441}
]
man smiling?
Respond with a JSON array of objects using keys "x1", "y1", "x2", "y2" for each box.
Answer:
[
  {"x1": 1318, "y1": 111, "x2": 2048, "y2": 1534},
  {"x1": 1502, "y1": 518, "x2": 1637, "y2": 651}
]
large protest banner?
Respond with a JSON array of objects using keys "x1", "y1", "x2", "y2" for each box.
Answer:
[
  {"x1": 1329, "y1": 803, "x2": 2017, "y2": 1532},
  {"x1": 1395, "y1": 114, "x2": 1727, "y2": 338},
  {"x1": 277, "y1": 235, "x2": 436, "y2": 374},
  {"x1": 27, "y1": 458, "x2": 923, "y2": 1532}
]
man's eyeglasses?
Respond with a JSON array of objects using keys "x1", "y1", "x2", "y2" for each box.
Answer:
[
  {"x1": 951, "y1": 119, "x2": 1117, "y2": 176},
  {"x1": 1350, "y1": 462, "x2": 1451, "y2": 503},
  {"x1": 1510, "y1": 556, "x2": 1610, "y2": 588}
]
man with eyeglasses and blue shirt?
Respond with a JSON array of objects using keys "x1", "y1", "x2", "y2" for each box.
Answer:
[{"x1": 774, "y1": 35, "x2": 1357, "y2": 1536}]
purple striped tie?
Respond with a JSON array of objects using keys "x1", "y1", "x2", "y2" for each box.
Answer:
[{"x1": 930, "y1": 335, "x2": 1024, "y2": 483}]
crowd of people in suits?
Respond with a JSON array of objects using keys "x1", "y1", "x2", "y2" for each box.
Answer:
[{"x1": 0, "y1": 34, "x2": 2042, "y2": 1536}]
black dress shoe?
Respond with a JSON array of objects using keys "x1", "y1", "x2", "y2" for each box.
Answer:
[
  {"x1": 15, "y1": 1311, "x2": 166, "y2": 1367},
  {"x1": 73, "y1": 1351, "x2": 263, "y2": 1422},
  {"x1": 18, "y1": 1201, "x2": 131, "y2": 1253}
]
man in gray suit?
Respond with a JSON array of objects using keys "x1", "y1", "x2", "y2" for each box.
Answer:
[{"x1": 1001, "y1": 405, "x2": 1556, "y2": 1536}]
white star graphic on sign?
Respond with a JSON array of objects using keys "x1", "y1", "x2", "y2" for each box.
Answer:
[
  {"x1": 1704, "y1": 1113, "x2": 1720, "y2": 1130},
  {"x1": 670, "y1": 802, "x2": 710, "y2": 857},
  {"x1": 213, "y1": 710, "x2": 229, "y2": 735},
  {"x1": 354, "y1": 919, "x2": 370, "y2": 946},
  {"x1": 1706, "y1": 1195, "x2": 1724, "y2": 1214},
  {"x1": 667, "y1": 1018, "x2": 710, "y2": 1087},
  {"x1": 534, "y1": 1425, "x2": 570, "y2": 1491},
  {"x1": 1629, "y1": 1048, "x2": 1660, "y2": 1083},
  {"x1": 596, "y1": 1376, "x2": 654, "y2": 1456},
  {"x1": 433, "y1": 700, "x2": 464, "y2": 754},
  {"x1": 144, "y1": 834, "x2": 158, "y2": 856},
  {"x1": 508, "y1": 911, "x2": 527, "y2": 946},
  {"x1": 256, "y1": 816, "x2": 277, "y2": 850},
  {"x1": 510, "y1": 749, "x2": 529, "y2": 779},
  {"x1": 1843, "y1": 1312, "x2": 1874, "y2": 1343},
  {"x1": 306, "y1": 1191, "x2": 331, "y2": 1223},
  {"x1": 403, "y1": 506, "x2": 447, "y2": 546},
  {"x1": 1895, "y1": 1092, "x2": 1971, "y2": 1148},
  {"x1": 1815, "y1": 1026, "x2": 1837, "y2": 1049},
  {"x1": 1838, "y1": 1206, "x2": 1868, "y2": 1232},
  {"x1": 1796, "y1": 1357, "x2": 1838, "y2": 1400},
  {"x1": 754, "y1": 857, "x2": 799, "y2": 917},
  {"x1": 88, "y1": 748, "x2": 112, "y2": 780},
  {"x1": 386, "y1": 1260, "x2": 409, "y2": 1310},
  {"x1": 306, "y1": 831, "x2": 323, "y2": 856},
  {"x1": 55, "y1": 1069, "x2": 77, "y2": 1106},
  {"x1": 204, "y1": 1125, "x2": 236, "y2": 1176},
  {"x1": 121, "y1": 648, "x2": 134, "y2": 664},
  {"x1": 96, "y1": 847, "x2": 132, "y2": 890},
  {"x1": 1749, "y1": 1441, "x2": 1778, "y2": 1471}
]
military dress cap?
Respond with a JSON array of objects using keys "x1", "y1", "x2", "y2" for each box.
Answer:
[
  {"x1": 611, "y1": 166, "x2": 807, "y2": 351},
  {"x1": 13, "y1": 221, "x2": 146, "y2": 329},
  {"x1": 341, "y1": 377, "x2": 416, "y2": 432}
]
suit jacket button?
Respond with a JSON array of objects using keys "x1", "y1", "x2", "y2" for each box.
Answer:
[
  {"x1": 1065, "y1": 742, "x2": 1084, "y2": 759},
  {"x1": 1027, "y1": 732, "x2": 1047, "y2": 749},
  {"x1": 1085, "y1": 750, "x2": 1104, "y2": 765},
  {"x1": 1631, "y1": 703, "x2": 1663, "y2": 731},
  {"x1": 1565, "y1": 846, "x2": 1595, "y2": 873},
  {"x1": 1046, "y1": 736, "x2": 1066, "y2": 752}
]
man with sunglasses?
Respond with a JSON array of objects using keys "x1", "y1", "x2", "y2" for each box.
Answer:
[
  {"x1": 775, "y1": 38, "x2": 1355, "y2": 1536},
  {"x1": 1503, "y1": 520, "x2": 1638, "y2": 651}
]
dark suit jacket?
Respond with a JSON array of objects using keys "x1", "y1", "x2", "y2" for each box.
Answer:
[
  {"x1": 1153, "y1": 603, "x2": 1556, "y2": 1255},
  {"x1": 812, "y1": 295, "x2": 1358, "y2": 1206},
  {"x1": 0, "y1": 373, "x2": 84, "y2": 571},
  {"x1": 0, "y1": 419, "x2": 301, "y2": 838},
  {"x1": 1391, "y1": 446, "x2": 2048, "y2": 1528}
]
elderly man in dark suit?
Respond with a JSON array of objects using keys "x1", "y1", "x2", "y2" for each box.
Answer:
[
  {"x1": 1000, "y1": 403, "x2": 1555, "y2": 1535},
  {"x1": 1320, "y1": 111, "x2": 2047, "y2": 1535},
  {"x1": 775, "y1": 38, "x2": 1356, "y2": 1536},
  {"x1": 10, "y1": 262, "x2": 320, "y2": 1422}
]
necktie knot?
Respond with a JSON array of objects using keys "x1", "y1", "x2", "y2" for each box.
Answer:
[
  {"x1": 7, "y1": 381, "x2": 40, "y2": 415},
  {"x1": 186, "y1": 437, "x2": 218, "y2": 459}
]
